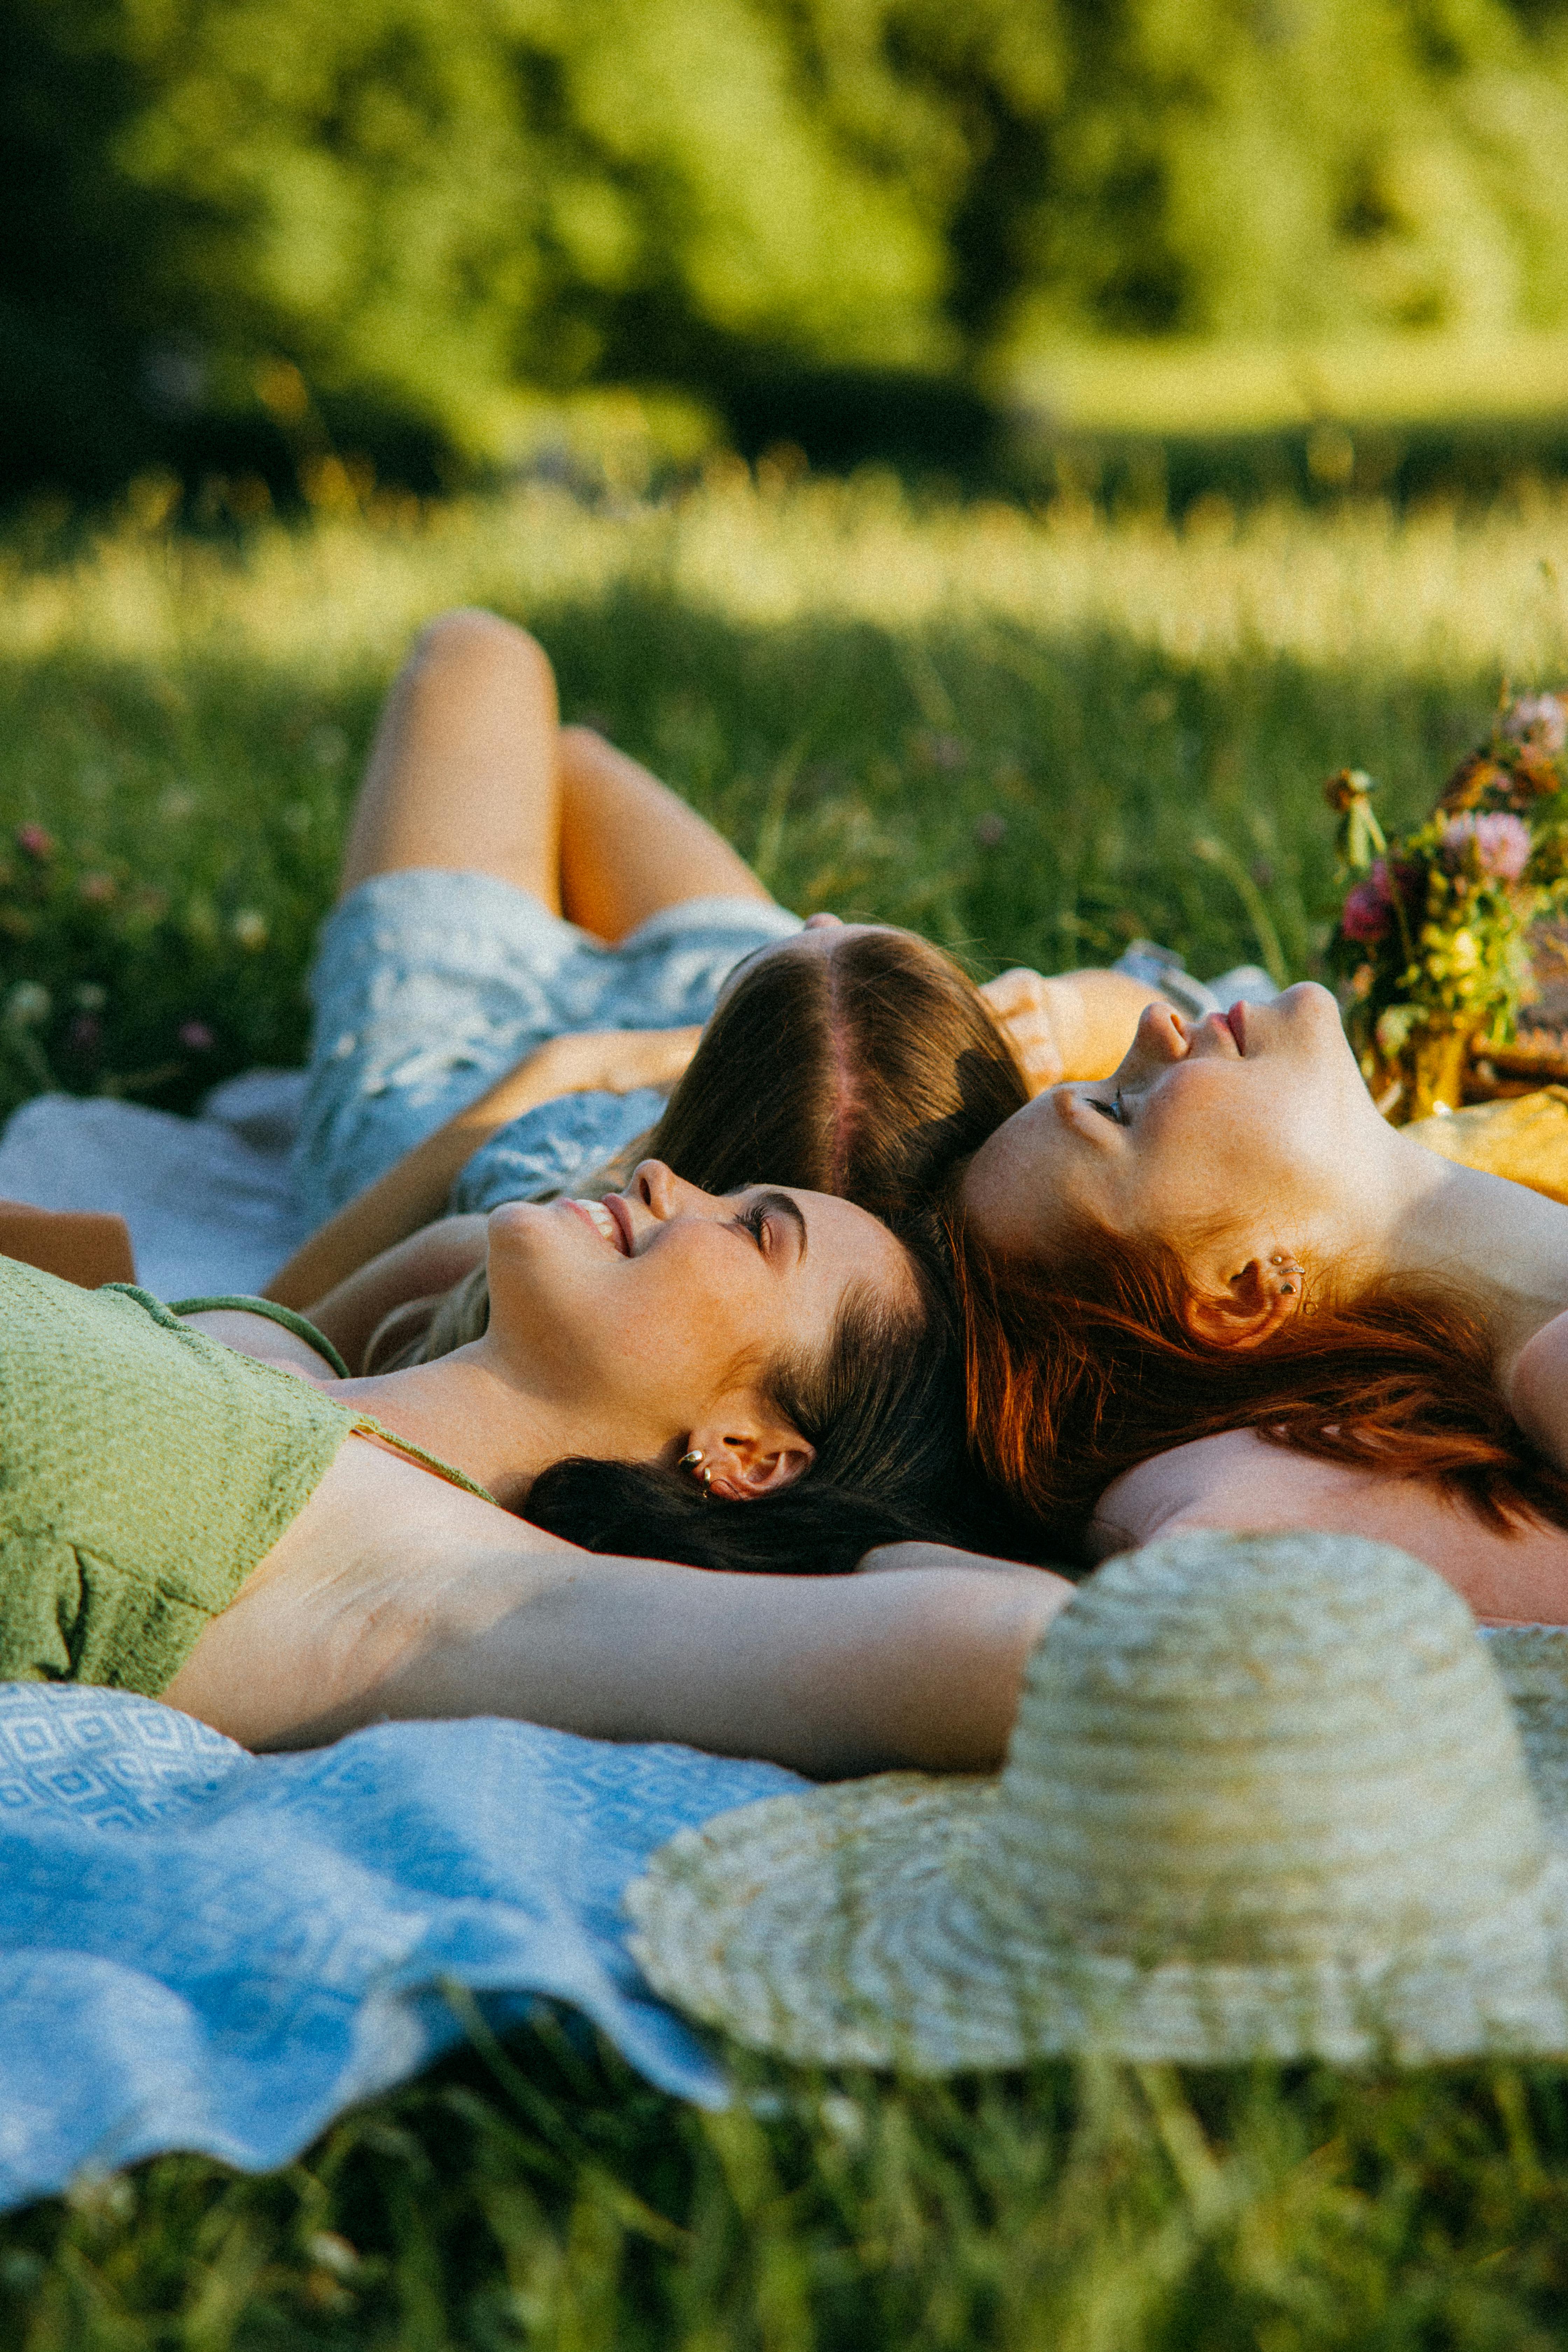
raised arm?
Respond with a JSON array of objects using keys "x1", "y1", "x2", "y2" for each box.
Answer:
[
  {"x1": 1505, "y1": 1310, "x2": 1568, "y2": 1477},
  {"x1": 293, "y1": 1553, "x2": 1072, "y2": 1776},
  {"x1": 162, "y1": 1438, "x2": 1074, "y2": 1776}
]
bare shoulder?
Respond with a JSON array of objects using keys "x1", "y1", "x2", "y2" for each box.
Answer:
[{"x1": 176, "y1": 1307, "x2": 341, "y2": 1386}]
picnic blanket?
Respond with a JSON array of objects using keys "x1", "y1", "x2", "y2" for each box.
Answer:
[
  {"x1": 0, "y1": 1073, "x2": 313, "y2": 1300},
  {"x1": 0, "y1": 1681, "x2": 805, "y2": 2211}
]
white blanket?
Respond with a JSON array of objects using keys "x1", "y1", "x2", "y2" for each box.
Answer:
[{"x1": 0, "y1": 1072, "x2": 313, "y2": 1299}]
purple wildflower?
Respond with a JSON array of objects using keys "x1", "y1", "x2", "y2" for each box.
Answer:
[
  {"x1": 1340, "y1": 863, "x2": 1393, "y2": 943},
  {"x1": 1440, "y1": 811, "x2": 1532, "y2": 881},
  {"x1": 1502, "y1": 694, "x2": 1568, "y2": 756},
  {"x1": 179, "y1": 1020, "x2": 215, "y2": 1051},
  {"x1": 15, "y1": 824, "x2": 54, "y2": 862}
]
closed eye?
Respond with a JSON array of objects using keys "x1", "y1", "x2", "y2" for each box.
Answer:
[
  {"x1": 732, "y1": 1190, "x2": 807, "y2": 1262},
  {"x1": 1091, "y1": 1091, "x2": 1126, "y2": 1125}
]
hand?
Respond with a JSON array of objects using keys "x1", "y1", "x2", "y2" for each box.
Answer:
[
  {"x1": 528, "y1": 1026, "x2": 702, "y2": 1098},
  {"x1": 979, "y1": 968, "x2": 1073, "y2": 1094}
]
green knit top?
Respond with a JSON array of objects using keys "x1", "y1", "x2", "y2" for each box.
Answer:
[{"x1": 0, "y1": 1260, "x2": 462, "y2": 1697}]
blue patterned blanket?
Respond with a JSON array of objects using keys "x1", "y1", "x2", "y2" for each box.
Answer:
[{"x1": 0, "y1": 1684, "x2": 804, "y2": 2211}]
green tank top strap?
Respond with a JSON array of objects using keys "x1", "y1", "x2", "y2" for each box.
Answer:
[
  {"x1": 159, "y1": 1291, "x2": 493, "y2": 1503},
  {"x1": 346, "y1": 1414, "x2": 497, "y2": 1505},
  {"x1": 167, "y1": 1294, "x2": 351, "y2": 1380}
]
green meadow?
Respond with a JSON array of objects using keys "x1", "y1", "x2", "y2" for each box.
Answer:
[{"x1": 5, "y1": 475, "x2": 1568, "y2": 2345}]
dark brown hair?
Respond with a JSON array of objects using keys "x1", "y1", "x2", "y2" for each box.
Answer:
[
  {"x1": 369, "y1": 924, "x2": 1027, "y2": 1372},
  {"x1": 958, "y1": 1220, "x2": 1568, "y2": 1555}
]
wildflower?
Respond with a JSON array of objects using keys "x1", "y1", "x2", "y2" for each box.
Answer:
[
  {"x1": 74, "y1": 984, "x2": 106, "y2": 1012},
  {"x1": 68, "y1": 1014, "x2": 101, "y2": 1054},
  {"x1": 1502, "y1": 693, "x2": 1568, "y2": 756},
  {"x1": 1340, "y1": 864, "x2": 1393, "y2": 943},
  {"x1": 1324, "y1": 769, "x2": 1386, "y2": 869},
  {"x1": 78, "y1": 872, "x2": 117, "y2": 905},
  {"x1": 231, "y1": 909, "x2": 268, "y2": 949},
  {"x1": 1438, "y1": 754, "x2": 1508, "y2": 812},
  {"x1": 5, "y1": 983, "x2": 50, "y2": 1026},
  {"x1": 14, "y1": 824, "x2": 53, "y2": 863},
  {"x1": 1441, "y1": 811, "x2": 1532, "y2": 881},
  {"x1": 974, "y1": 812, "x2": 1008, "y2": 847},
  {"x1": 178, "y1": 1020, "x2": 215, "y2": 1051}
]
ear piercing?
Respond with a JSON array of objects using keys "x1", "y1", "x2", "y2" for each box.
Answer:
[
  {"x1": 679, "y1": 1448, "x2": 716, "y2": 1498},
  {"x1": 1269, "y1": 1251, "x2": 1303, "y2": 1297}
]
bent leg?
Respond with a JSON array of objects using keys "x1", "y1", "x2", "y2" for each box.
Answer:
[
  {"x1": 558, "y1": 727, "x2": 772, "y2": 943},
  {"x1": 337, "y1": 610, "x2": 564, "y2": 910}
]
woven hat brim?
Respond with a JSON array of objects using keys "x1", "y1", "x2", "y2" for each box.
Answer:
[{"x1": 626, "y1": 1773, "x2": 1568, "y2": 2073}]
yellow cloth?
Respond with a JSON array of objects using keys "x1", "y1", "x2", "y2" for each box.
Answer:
[{"x1": 1405, "y1": 1087, "x2": 1568, "y2": 1204}]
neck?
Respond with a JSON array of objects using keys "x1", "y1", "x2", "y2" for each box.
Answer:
[
  {"x1": 334, "y1": 1348, "x2": 582, "y2": 1511},
  {"x1": 1346, "y1": 1126, "x2": 1568, "y2": 1372}
]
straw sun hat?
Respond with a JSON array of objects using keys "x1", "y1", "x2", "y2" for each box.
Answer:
[{"x1": 626, "y1": 1532, "x2": 1568, "y2": 2071}]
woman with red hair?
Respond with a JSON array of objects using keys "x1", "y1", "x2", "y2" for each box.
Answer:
[{"x1": 954, "y1": 983, "x2": 1568, "y2": 1624}]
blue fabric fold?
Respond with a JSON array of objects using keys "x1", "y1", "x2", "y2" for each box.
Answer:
[{"x1": 0, "y1": 1684, "x2": 805, "y2": 2210}]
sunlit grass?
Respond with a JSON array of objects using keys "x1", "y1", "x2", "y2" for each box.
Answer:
[{"x1": 6, "y1": 478, "x2": 1568, "y2": 2343}]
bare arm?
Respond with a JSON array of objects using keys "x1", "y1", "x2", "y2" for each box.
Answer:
[
  {"x1": 265, "y1": 1024, "x2": 699, "y2": 1309},
  {"x1": 161, "y1": 1440, "x2": 1073, "y2": 1775},
  {"x1": 281, "y1": 1555, "x2": 1072, "y2": 1776},
  {"x1": 1505, "y1": 1311, "x2": 1568, "y2": 1475},
  {"x1": 980, "y1": 968, "x2": 1163, "y2": 1094},
  {"x1": 301, "y1": 1215, "x2": 489, "y2": 1370}
]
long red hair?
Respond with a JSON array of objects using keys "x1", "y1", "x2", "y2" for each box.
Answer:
[{"x1": 956, "y1": 1223, "x2": 1568, "y2": 1551}]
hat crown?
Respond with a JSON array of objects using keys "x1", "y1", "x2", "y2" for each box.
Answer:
[{"x1": 971, "y1": 1532, "x2": 1548, "y2": 1966}]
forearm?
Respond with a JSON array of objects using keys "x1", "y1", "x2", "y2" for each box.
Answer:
[
  {"x1": 359, "y1": 1559, "x2": 1071, "y2": 1777},
  {"x1": 266, "y1": 1025, "x2": 698, "y2": 1307}
]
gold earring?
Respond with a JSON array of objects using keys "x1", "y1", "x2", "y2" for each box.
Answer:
[
  {"x1": 701, "y1": 1467, "x2": 714, "y2": 1500},
  {"x1": 678, "y1": 1450, "x2": 704, "y2": 1471}
]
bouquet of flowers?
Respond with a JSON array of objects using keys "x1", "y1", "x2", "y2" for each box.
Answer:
[{"x1": 1326, "y1": 693, "x2": 1568, "y2": 1121}]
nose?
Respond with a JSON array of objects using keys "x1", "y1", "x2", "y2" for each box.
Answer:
[
  {"x1": 1130, "y1": 999, "x2": 1192, "y2": 1063},
  {"x1": 625, "y1": 1159, "x2": 719, "y2": 1222}
]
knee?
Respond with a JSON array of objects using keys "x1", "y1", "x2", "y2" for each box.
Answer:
[
  {"x1": 558, "y1": 721, "x2": 611, "y2": 764},
  {"x1": 410, "y1": 608, "x2": 553, "y2": 696}
]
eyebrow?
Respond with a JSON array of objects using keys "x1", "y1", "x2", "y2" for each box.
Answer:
[{"x1": 754, "y1": 1189, "x2": 808, "y2": 1262}]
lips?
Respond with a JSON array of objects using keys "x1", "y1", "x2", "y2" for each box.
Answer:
[
  {"x1": 1224, "y1": 1002, "x2": 1246, "y2": 1053},
  {"x1": 569, "y1": 1197, "x2": 631, "y2": 1255}
]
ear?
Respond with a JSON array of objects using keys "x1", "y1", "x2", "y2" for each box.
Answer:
[
  {"x1": 1180, "y1": 1254, "x2": 1305, "y2": 1350},
  {"x1": 682, "y1": 1405, "x2": 816, "y2": 1501}
]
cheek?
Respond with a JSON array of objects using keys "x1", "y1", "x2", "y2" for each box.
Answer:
[{"x1": 962, "y1": 1131, "x2": 1046, "y2": 1252}]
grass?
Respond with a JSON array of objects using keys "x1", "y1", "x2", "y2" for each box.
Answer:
[{"x1": 6, "y1": 472, "x2": 1568, "y2": 2343}]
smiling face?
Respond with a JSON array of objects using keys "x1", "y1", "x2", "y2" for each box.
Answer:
[
  {"x1": 960, "y1": 984, "x2": 1392, "y2": 1302},
  {"x1": 479, "y1": 1158, "x2": 920, "y2": 1490}
]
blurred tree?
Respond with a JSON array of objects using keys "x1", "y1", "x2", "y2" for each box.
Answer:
[{"x1": 7, "y1": 0, "x2": 1568, "y2": 498}]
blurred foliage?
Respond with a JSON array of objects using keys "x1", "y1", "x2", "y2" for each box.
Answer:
[{"x1": 12, "y1": 0, "x2": 1568, "y2": 501}]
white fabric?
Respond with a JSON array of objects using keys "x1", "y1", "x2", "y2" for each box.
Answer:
[{"x1": 0, "y1": 1073, "x2": 310, "y2": 1300}]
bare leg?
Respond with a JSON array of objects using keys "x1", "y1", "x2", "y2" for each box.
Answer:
[
  {"x1": 336, "y1": 610, "x2": 775, "y2": 939},
  {"x1": 336, "y1": 610, "x2": 564, "y2": 909},
  {"x1": 557, "y1": 727, "x2": 773, "y2": 942}
]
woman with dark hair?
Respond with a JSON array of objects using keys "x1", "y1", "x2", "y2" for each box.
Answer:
[
  {"x1": 954, "y1": 984, "x2": 1568, "y2": 1620},
  {"x1": 0, "y1": 1155, "x2": 1071, "y2": 1770},
  {"x1": 237, "y1": 605, "x2": 1166, "y2": 1566}
]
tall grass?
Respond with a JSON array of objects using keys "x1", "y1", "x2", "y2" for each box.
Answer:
[{"x1": 5, "y1": 476, "x2": 1568, "y2": 2345}]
